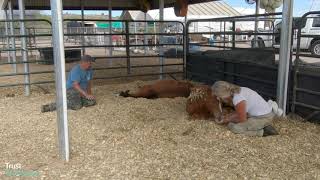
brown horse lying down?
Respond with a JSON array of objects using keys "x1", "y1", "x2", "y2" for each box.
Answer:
[
  {"x1": 119, "y1": 79, "x2": 194, "y2": 98},
  {"x1": 186, "y1": 85, "x2": 234, "y2": 122}
]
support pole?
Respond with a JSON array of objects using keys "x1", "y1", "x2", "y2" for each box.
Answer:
[
  {"x1": 134, "y1": 22, "x2": 137, "y2": 49},
  {"x1": 254, "y1": 0, "x2": 260, "y2": 48},
  {"x1": 223, "y1": 21, "x2": 226, "y2": 49},
  {"x1": 159, "y1": 0, "x2": 164, "y2": 79},
  {"x1": 219, "y1": 21, "x2": 222, "y2": 50},
  {"x1": 183, "y1": 16, "x2": 187, "y2": 79},
  {"x1": 144, "y1": 12, "x2": 147, "y2": 55},
  {"x1": 232, "y1": 21, "x2": 236, "y2": 48},
  {"x1": 125, "y1": 21, "x2": 131, "y2": 74},
  {"x1": 4, "y1": 10, "x2": 11, "y2": 64},
  {"x1": 9, "y1": 0, "x2": 17, "y2": 73},
  {"x1": 81, "y1": 0, "x2": 85, "y2": 55},
  {"x1": 50, "y1": 0, "x2": 70, "y2": 161},
  {"x1": 18, "y1": 0, "x2": 30, "y2": 96},
  {"x1": 154, "y1": 22, "x2": 157, "y2": 49},
  {"x1": 108, "y1": 0, "x2": 112, "y2": 58},
  {"x1": 277, "y1": 0, "x2": 294, "y2": 115}
]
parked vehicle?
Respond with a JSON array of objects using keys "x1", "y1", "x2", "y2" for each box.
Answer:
[{"x1": 250, "y1": 15, "x2": 320, "y2": 56}]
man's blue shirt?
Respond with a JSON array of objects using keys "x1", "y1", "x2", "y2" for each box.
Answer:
[{"x1": 66, "y1": 64, "x2": 93, "y2": 90}]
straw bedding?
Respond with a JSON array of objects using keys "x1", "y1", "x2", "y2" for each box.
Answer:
[{"x1": 0, "y1": 80, "x2": 320, "y2": 179}]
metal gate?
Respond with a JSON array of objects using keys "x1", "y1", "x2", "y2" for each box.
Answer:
[
  {"x1": 185, "y1": 13, "x2": 282, "y2": 99},
  {"x1": 185, "y1": 12, "x2": 320, "y2": 122},
  {"x1": 292, "y1": 11, "x2": 320, "y2": 122}
]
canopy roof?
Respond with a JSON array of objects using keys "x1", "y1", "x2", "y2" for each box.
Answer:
[{"x1": 0, "y1": 0, "x2": 218, "y2": 10}]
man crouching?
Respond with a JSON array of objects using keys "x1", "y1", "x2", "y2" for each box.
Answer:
[{"x1": 41, "y1": 55, "x2": 96, "y2": 113}]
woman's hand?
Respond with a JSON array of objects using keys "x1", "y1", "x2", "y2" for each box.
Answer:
[
  {"x1": 218, "y1": 111, "x2": 246, "y2": 124},
  {"x1": 215, "y1": 114, "x2": 231, "y2": 124}
]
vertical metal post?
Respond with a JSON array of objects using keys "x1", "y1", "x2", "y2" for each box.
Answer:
[
  {"x1": 159, "y1": 0, "x2": 164, "y2": 79},
  {"x1": 125, "y1": 21, "x2": 131, "y2": 74},
  {"x1": 219, "y1": 21, "x2": 222, "y2": 50},
  {"x1": 277, "y1": 0, "x2": 294, "y2": 115},
  {"x1": 81, "y1": 0, "x2": 85, "y2": 55},
  {"x1": 50, "y1": 0, "x2": 70, "y2": 161},
  {"x1": 18, "y1": 0, "x2": 30, "y2": 96},
  {"x1": 183, "y1": 16, "x2": 187, "y2": 79},
  {"x1": 254, "y1": 0, "x2": 260, "y2": 48},
  {"x1": 32, "y1": 28, "x2": 36, "y2": 46},
  {"x1": 108, "y1": 0, "x2": 112, "y2": 57},
  {"x1": 291, "y1": 13, "x2": 306, "y2": 113},
  {"x1": 4, "y1": 10, "x2": 11, "y2": 64},
  {"x1": 144, "y1": 12, "x2": 147, "y2": 55},
  {"x1": 223, "y1": 21, "x2": 226, "y2": 49},
  {"x1": 9, "y1": 0, "x2": 17, "y2": 73},
  {"x1": 104, "y1": 31, "x2": 107, "y2": 55},
  {"x1": 134, "y1": 22, "x2": 137, "y2": 49},
  {"x1": 154, "y1": 22, "x2": 157, "y2": 48},
  {"x1": 232, "y1": 21, "x2": 236, "y2": 48},
  {"x1": 175, "y1": 21, "x2": 178, "y2": 56}
]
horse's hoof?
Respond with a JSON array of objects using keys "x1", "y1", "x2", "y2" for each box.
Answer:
[
  {"x1": 119, "y1": 91, "x2": 126, "y2": 97},
  {"x1": 119, "y1": 90, "x2": 130, "y2": 97}
]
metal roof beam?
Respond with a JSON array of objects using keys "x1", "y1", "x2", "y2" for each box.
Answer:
[{"x1": 1, "y1": 0, "x2": 218, "y2": 10}]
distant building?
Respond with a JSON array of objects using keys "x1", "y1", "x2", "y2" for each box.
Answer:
[
  {"x1": 147, "y1": 1, "x2": 241, "y2": 35},
  {"x1": 120, "y1": 11, "x2": 154, "y2": 21},
  {"x1": 120, "y1": 11, "x2": 154, "y2": 46},
  {"x1": 148, "y1": 1, "x2": 240, "y2": 21}
]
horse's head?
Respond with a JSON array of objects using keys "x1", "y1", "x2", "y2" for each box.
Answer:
[{"x1": 188, "y1": 85, "x2": 223, "y2": 121}]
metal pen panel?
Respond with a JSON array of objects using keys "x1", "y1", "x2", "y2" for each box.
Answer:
[
  {"x1": 18, "y1": 0, "x2": 31, "y2": 96},
  {"x1": 8, "y1": 0, "x2": 17, "y2": 73}
]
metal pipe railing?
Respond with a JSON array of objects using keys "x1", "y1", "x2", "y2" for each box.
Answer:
[
  {"x1": 0, "y1": 63, "x2": 183, "y2": 78},
  {"x1": 0, "y1": 72, "x2": 183, "y2": 88},
  {"x1": 292, "y1": 11, "x2": 320, "y2": 113},
  {"x1": 0, "y1": 18, "x2": 186, "y2": 89}
]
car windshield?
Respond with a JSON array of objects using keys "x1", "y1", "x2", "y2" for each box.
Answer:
[{"x1": 275, "y1": 17, "x2": 308, "y2": 31}]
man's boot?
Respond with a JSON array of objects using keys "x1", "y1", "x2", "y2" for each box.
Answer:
[{"x1": 41, "y1": 104, "x2": 56, "y2": 113}]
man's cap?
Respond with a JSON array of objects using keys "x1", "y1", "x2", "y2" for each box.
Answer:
[{"x1": 81, "y1": 55, "x2": 95, "y2": 62}]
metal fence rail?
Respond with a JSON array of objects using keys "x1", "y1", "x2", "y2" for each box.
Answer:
[
  {"x1": 186, "y1": 13, "x2": 282, "y2": 85},
  {"x1": 0, "y1": 19, "x2": 186, "y2": 90},
  {"x1": 0, "y1": 19, "x2": 53, "y2": 95}
]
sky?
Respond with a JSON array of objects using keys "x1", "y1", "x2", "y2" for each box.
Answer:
[
  {"x1": 225, "y1": 0, "x2": 320, "y2": 16},
  {"x1": 42, "y1": 0, "x2": 319, "y2": 17}
]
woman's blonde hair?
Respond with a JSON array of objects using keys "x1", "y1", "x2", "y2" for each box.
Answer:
[{"x1": 211, "y1": 81, "x2": 241, "y2": 98}]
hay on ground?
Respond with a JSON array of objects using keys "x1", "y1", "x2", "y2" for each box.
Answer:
[{"x1": 0, "y1": 80, "x2": 320, "y2": 179}]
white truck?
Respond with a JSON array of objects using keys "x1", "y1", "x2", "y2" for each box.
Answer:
[{"x1": 250, "y1": 15, "x2": 320, "y2": 56}]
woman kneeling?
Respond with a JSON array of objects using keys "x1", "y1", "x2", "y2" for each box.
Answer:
[{"x1": 212, "y1": 81, "x2": 279, "y2": 137}]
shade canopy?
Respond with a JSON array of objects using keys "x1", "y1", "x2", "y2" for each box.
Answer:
[{"x1": 0, "y1": 0, "x2": 219, "y2": 10}]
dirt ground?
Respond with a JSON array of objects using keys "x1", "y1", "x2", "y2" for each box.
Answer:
[{"x1": 0, "y1": 80, "x2": 320, "y2": 179}]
